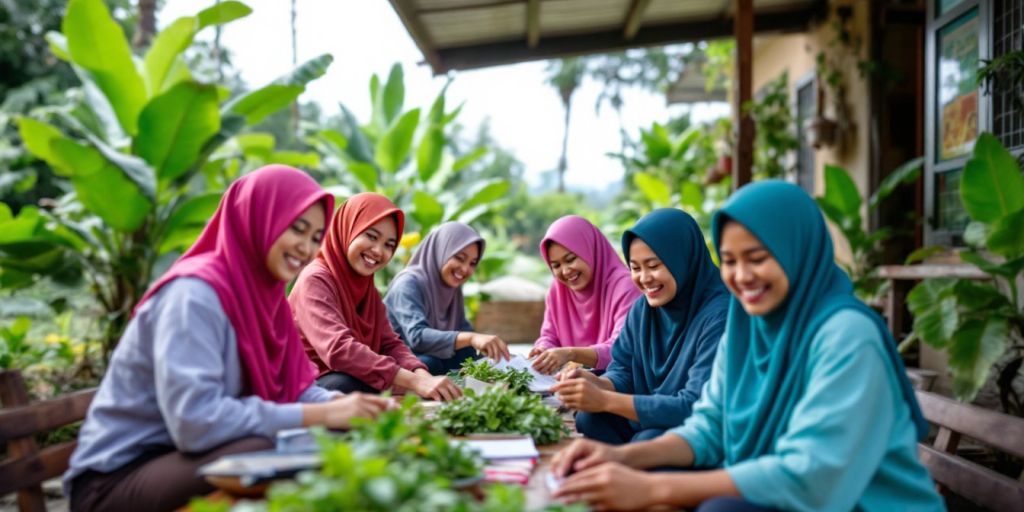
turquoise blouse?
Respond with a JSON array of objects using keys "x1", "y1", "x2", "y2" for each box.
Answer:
[{"x1": 672, "y1": 309, "x2": 945, "y2": 511}]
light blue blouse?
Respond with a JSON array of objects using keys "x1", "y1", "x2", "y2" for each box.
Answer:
[
  {"x1": 672, "y1": 309, "x2": 945, "y2": 511},
  {"x1": 64, "y1": 278, "x2": 334, "y2": 494}
]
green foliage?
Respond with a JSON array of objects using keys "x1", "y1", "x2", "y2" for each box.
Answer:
[
  {"x1": 744, "y1": 72, "x2": 799, "y2": 181},
  {"x1": 437, "y1": 388, "x2": 570, "y2": 445},
  {"x1": 449, "y1": 358, "x2": 533, "y2": 396},
  {"x1": 309, "y1": 64, "x2": 510, "y2": 283},
  {"x1": 815, "y1": 158, "x2": 922, "y2": 300},
  {"x1": 189, "y1": 397, "x2": 579, "y2": 510},
  {"x1": 346, "y1": 395, "x2": 483, "y2": 481},
  {"x1": 907, "y1": 133, "x2": 1024, "y2": 409},
  {"x1": 1, "y1": 0, "x2": 330, "y2": 353}
]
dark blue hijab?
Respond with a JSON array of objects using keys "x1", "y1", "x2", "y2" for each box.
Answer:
[
  {"x1": 605, "y1": 208, "x2": 730, "y2": 428},
  {"x1": 711, "y1": 180, "x2": 929, "y2": 463}
]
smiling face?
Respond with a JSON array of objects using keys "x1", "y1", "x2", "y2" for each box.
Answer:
[
  {"x1": 546, "y1": 241, "x2": 593, "y2": 292},
  {"x1": 346, "y1": 216, "x2": 399, "y2": 277},
  {"x1": 628, "y1": 238, "x2": 677, "y2": 307},
  {"x1": 718, "y1": 221, "x2": 790, "y2": 316},
  {"x1": 266, "y1": 201, "x2": 326, "y2": 282},
  {"x1": 440, "y1": 242, "x2": 480, "y2": 288}
]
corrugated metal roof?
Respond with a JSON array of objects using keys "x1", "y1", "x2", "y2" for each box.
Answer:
[{"x1": 390, "y1": 0, "x2": 826, "y2": 74}]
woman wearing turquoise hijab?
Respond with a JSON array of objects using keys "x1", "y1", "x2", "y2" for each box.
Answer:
[
  {"x1": 553, "y1": 208, "x2": 729, "y2": 444},
  {"x1": 551, "y1": 181, "x2": 943, "y2": 511}
]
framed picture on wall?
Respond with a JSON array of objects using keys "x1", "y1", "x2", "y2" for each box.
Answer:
[{"x1": 936, "y1": 8, "x2": 980, "y2": 161}]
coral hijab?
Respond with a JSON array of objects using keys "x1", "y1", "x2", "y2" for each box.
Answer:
[
  {"x1": 136, "y1": 165, "x2": 332, "y2": 403},
  {"x1": 316, "y1": 192, "x2": 405, "y2": 347}
]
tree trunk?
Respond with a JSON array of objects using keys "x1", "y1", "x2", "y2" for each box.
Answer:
[
  {"x1": 133, "y1": 0, "x2": 158, "y2": 50},
  {"x1": 557, "y1": 96, "x2": 571, "y2": 194}
]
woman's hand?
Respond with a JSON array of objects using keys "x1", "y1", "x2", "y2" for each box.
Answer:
[
  {"x1": 550, "y1": 438, "x2": 624, "y2": 478},
  {"x1": 412, "y1": 372, "x2": 463, "y2": 402},
  {"x1": 470, "y1": 333, "x2": 511, "y2": 361},
  {"x1": 316, "y1": 392, "x2": 392, "y2": 429},
  {"x1": 557, "y1": 367, "x2": 600, "y2": 384},
  {"x1": 554, "y1": 462, "x2": 660, "y2": 510},
  {"x1": 531, "y1": 347, "x2": 572, "y2": 374},
  {"x1": 551, "y1": 375, "x2": 607, "y2": 412}
]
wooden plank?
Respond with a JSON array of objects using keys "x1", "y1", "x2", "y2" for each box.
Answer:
[
  {"x1": 732, "y1": 0, "x2": 753, "y2": 189},
  {"x1": 388, "y1": 0, "x2": 445, "y2": 74},
  {"x1": 0, "y1": 388, "x2": 95, "y2": 443},
  {"x1": 918, "y1": 444, "x2": 1024, "y2": 512},
  {"x1": 623, "y1": 0, "x2": 653, "y2": 40},
  {"x1": 875, "y1": 263, "x2": 988, "y2": 280},
  {"x1": 0, "y1": 370, "x2": 46, "y2": 512},
  {"x1": 0, "y1": 441, "x2": 78, "y2": 497},
  {"x1": 916, "y1": 391, "x2": 1024, "y2": 459},
  {"x1": 527, "y1": 0, "x2": 540, "y2": 47},
  {"x1": 430, "y1": 4, "x2": 827, "y2": 72}
]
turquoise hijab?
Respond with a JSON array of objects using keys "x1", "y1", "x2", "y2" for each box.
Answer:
[
  {"x1": 619, "y1": 208, "x2": 729, "y2": 387},
  {"x1": 711, "y1": 181, "x2": 928, "y2": 462}
]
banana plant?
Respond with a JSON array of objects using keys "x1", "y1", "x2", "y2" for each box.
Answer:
[
  {"x1": 306, "y1": 63, "x2": 511, "y2": 282},
  {"x1": 907, "y1": 133, "x2": 1024, "y2": 409},
  {"x1": 0, "y1": 0, "x2": 333, "y2": 355}
]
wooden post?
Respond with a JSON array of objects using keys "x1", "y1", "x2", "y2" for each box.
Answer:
[
  {"x1": 0, "y1": 370, "x2": 46, "y2": 512},
  {"x1": 527, "y1": 0, "x2": 541, "y2": 48},
  {"x1": 733, "y1": 0, "x2": 754, "y2": 190}
]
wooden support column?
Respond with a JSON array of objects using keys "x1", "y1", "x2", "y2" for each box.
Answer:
[
  {"x1": 733, "y1": 0, "x2": 754, "y2": 189},
  {"x1": 623, "y1": 0, "x2": 653, "y2": 40},
  {"x1": 527, "y1": 0, "x2": 541, "y2": 48}
]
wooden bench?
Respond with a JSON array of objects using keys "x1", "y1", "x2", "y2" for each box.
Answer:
[
  {"x1": 915, "y1": 390, "x2": 1024, "y2": 512},
  {"x1": 0, "y1": 369, "x2": 96, "y2": 512}
]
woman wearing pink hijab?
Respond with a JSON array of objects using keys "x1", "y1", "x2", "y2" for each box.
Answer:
[
  {"x1": 530, "y1": 215, "x2": 642, "y2": 375},
  {"x1": 64, "y1": 166, "x2": 390, "y2": 512}
]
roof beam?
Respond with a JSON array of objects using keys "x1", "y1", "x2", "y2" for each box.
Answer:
[
  {"x1": 527, "y1": 0, "x2": 541, "y2": 48},
  {"x1": 623, "y1": 0, "x2": 653, "y2": 40},
  {"x1": 433, "y1": 3, "x2": 827, "y2": 73},
  {"x1": 388, "y1": 0, "x2": 444, "y2": 73}
]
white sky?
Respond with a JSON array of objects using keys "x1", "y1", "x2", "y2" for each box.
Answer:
[{"x1": 160, "y1": 0, "x2": 729, "y2": 191}]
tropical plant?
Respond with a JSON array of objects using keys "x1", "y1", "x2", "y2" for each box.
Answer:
[
  {"x1": 544, "y1": 58, "x2": 585, "y2": 193},
  {"x1": 814, "y1": 157, "x2": 923, "y2": 300},
  {"x1": 308, "y1": 63, "x2": 510, "y2": 282},
  {"x1": 1, "y1": 0, "x2": 332, "y2": 354},
  {"x1": 906, "y1": 133, "x2": 1024, "y2": 412},
  {"x1": 744, "y1": 72, "x2": 799, "y2": 180},
  {"x1": 978, "y1": 47, "x2": 1024, "y2": 113},
  {"x1": 437, "y1": 387, "x2": 570, "y2": 445}
]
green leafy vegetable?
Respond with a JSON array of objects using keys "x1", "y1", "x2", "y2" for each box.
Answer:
[
  {"x1": 437, "y1": 388, "x2": 570, "y2": 445},
  {"x1": 449, "y1": 358, "x2": 533, "y2": 396}
]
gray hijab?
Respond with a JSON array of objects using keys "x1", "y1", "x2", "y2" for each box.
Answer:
[{"x1": 391, "y1": 222, "x2": 485, "y2": 331}]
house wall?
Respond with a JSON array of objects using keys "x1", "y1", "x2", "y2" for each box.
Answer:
[{"x1": 750, "y1": 0, "x2": 874, "y2": 265}]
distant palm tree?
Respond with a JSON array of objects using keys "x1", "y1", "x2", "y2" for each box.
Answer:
[{"x1": 545, "y1": 58, "x2": 585, "y2": 193}]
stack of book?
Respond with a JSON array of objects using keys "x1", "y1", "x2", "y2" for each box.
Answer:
[{"x1": 458, "y1": 436, "x2": 541, "y2": 486}]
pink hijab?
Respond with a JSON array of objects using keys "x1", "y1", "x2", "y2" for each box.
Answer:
[
  {"x1": 536, "y1": 215, "x2": 641, "y2": 369},
  {"x1": 136, "y1": 165, "x2": 333, "y2": 403}
]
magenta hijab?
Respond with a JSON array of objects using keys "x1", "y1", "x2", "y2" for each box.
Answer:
[
  {"x1": 136, "y1": 165, "x2": 333, "y2": 403},
  {"x1": 539, "y1": 216, "x2": 641, "y2": 358}
]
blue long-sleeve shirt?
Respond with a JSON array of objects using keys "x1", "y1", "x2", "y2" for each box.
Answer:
[
  {"x1": 64, "y1": 278, "x2": 334, "y2": 495},
  {"x1": 672, "y1": 309, "x2": 944, "y2": 511},
  {"x1": 384, "y1": 275, "x2": 472, "y2": 359},
  {"x1": 604, "y1": 295, "x2": 727, "y2": 430}
]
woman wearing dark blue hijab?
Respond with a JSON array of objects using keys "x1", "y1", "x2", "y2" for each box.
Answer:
[
  {"x1": 553, "y1": 208, "x2": 729, "y2": 444},
  {"x1": 550, "y1": 182, "x2": 943, "y2": 511}
]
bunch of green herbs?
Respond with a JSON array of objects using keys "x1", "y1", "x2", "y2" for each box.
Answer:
[
  {"x1": 449, "y1": 358, "x2": 533, "y2": 396},
  {"x1": 437, "y1": 388, "x2": 570, "y2": 445}
]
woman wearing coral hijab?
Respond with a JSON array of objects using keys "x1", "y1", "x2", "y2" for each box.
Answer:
[
  {"x1": 289, "y1": 192, "x2": 462, "y2": 401},
  {"x1": 529, "y1": 215, "x2": 641, "y2": 375},
  {"x1": 551, "y1": 182, "x2": 943, "y2": 512},
  {"x1": 65, "y1": 166, "x2": 390, "y2": 512}
]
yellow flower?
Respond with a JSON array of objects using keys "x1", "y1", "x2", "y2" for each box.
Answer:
[
  {"x1": 44, "y1": 334, "x2": 62, "y2": 345},
  {"x1": 400, "y1": 231, "x2": 422, "y2": 249}
]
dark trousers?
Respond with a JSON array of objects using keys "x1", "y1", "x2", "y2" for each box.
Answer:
[
  {"x1": 70, "y1": 436, "x2": 272, "y2": 512},
  {"x1": 418, "y1": 346, "x2": 479, "y2": 375},
  {"x1": 696, "y1": 496, "x2": 778, "y2": 512},
  {"x1": 315, "y1": 371, "x2": 379, "y2": 393},
  {"x1": 575, "y1": 411, "x2": 665, "y2": 444}
]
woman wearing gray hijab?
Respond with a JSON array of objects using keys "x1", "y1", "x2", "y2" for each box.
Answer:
[{"x1": 384, "y1": 222, "x2": 510, "y2": 375}]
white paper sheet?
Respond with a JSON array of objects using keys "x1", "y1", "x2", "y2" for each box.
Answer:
[{"x1": 457, "y1": 436, "x2": 540, "y2": 460}]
